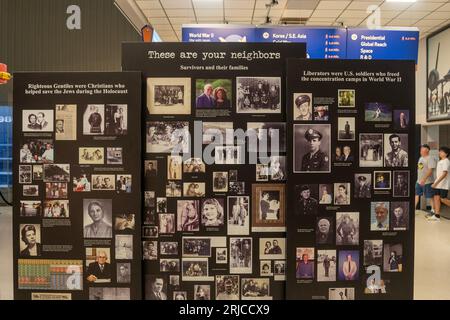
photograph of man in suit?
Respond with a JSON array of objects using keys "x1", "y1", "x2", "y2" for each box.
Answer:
[
  {"x1": 196, "y1": 84, "x2": 215, "y2": 108},
  {"x1": 86, "y1": 250, "x2": 111, "y2": 282},
  {"x1": 342, "y1": 254, "x2": 357, "y2": 280},
  {"x1": 147, "y1": 277, "x2": 167, "y2": 300}
]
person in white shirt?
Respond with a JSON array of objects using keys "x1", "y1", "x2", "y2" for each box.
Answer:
[
  {"x1": 428, "y1": 146, "x2": 450, "y2": 221},
  {"x1": 41, "y1": 143, "x2": 54, "y2": 163},
  {"x1": 415, "y1": 144, "x2": 436, "y2": 214}
]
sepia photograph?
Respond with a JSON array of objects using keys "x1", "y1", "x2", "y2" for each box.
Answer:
[
  {"x1": 296, "y1": 247, "x2": 314, "y2": 280},
  {"x1": 147, "y1": 78, "x2": 191, "y2": 115},
  {"x1": 294, "y1": 124, "x2": 331, "y2": 173},
  {"x1": 216, "y1": 248, "x2": 228, "y2": 264},
  {"x1": 55, "y1": 104, "x2": 77, "y2": 140},
  {"x1": 177, "y1": 200, "x2": 200, "y2": 232},
  {"x1": 364, "y1": 240, "x2": 383, "y2": 266},
  {"x1": 329, "y1": 288, "x2": 355, "y2": 300},
  {"x1": 160, "y1": 242, "x2": 178, "y2": 256},
  {"x1": 236, "y1": 77, "x2": 281, "y2": 113},
  {"x1": 43, "y1": 200, "x2": 69, "y2": 218},
  {"x1": 145, "y1": 160, "x2": 158, "y2": 180},
  {"x1": 147, "y1": 121, "x2": 189, "y2": 154},
  {"x1": 105, "y1": 104, "x2": 127, "y2": 135},
  {"x1": 19, "y1": 224, "x2": 41, "y2": 257},
  {"x1": 159, "y1": 213, "x2": 175, "y2": 234},
  {"x1": 79, "y1": 147, "x2": 104, "y2": 165},
  {"x1": 167, "y1": 155, "x2": 182, "y2": 180},
  {"x1": 116, "y1": 174, "x2": 132, "y2": 193},
  {"x1": 354, "y1": 173, "x2": 372, "y2": 198},
  {"x1": 317, "y1": 250, "x2": 336, "y2": 282},
  {"x1": 259, "y1": 238, "x2": 285, "y2": 260},
  {"x1": 374, "y1": 171, "x2": 391, "y2": 190},
  {"x1": 256, "y1": 163, "x2": 269, "y2": 181},
  {"x1": 23, "y1": 185, "x2": 39, "y2": 197},
  {"x1": 116, "y1": 234, "x2": 133, "y2": 259},
  {"x1": 213, "y1": 171, "x2": 228, "y2": 192},
  {"x1": 173, "y1": 291, "x2": 187, "y2": 300},
  {"x1": 156, "y1": 197, "x2": 166, "y2": 212},
  {"x1": 334, "y1": 183, "x2": 351, "y2": 205},
  {"x1": 145, "y1": 275, "x2": 167, "y2": 300},
  {"x1": 202, "y1": 122, "x2": 233, "y2": 145},
  {"x1": 316, "y1": 217, "x2": 334, "y2": 245},
  {"x1": 196, "y1": 79, "x2": 232, "y2": 109},
  {"x1": 106, "y1": 147, "x2": 123, "y2": 165},
  {"x1": 145, "y1": 191, "x2": 155, "y2": 208},
  {"x1": 183, "y1": 182, "x2": 206, "y2": 197},
  {"x1": 45, "y1": 183, "x2": 68, "y2": 199},
  {"x1": 274, "y1": 261, "x2": 286, "y2": 280},
  {"x1": 338, "y1": 117, "x2": 355, "y2": 141},
  {"x1": 143, "y1": 241, "x2": 158, "y2": 261},
  {"x1": 394, "y1": 110, "x2": 410, "y2": 130},
  {"x1": 252, "y1": 184, "x2": 285, "y2": 231},
  {"x1": 293, "y1": 93, "x2": 312, "y2": 121},
  {"x1": 183, "y1": 158, "x2": 205, "y2": 173},
  {"x1": 370, "y1": 201, "x2": 390, "y2": 231},
  {"x1": 269, "y1": 156, "x2": 286, "y2": 181},
  {"x1": 182, "y1": 258, "x2": 210, "y2": 281},
  {"x1": 314, "y1": 105, "x2": 329, "y2": 121},
  {"x1": 201, "y1": 198, "x2": 225, "y2": 227},
  {"x1": 22, "y1": 109, "x2": 54, "y2": 132},
  {"x1": 230, "y1": 237, "x2": 252, "y2": 274},
  {"x1": 160, "y1": 259, "x2": 180, "y2": 272},
  {"x1": 336, "y1": 212, "x2": 359, "y2": 245},
  {"x1": 92, "y1": 174, "x2": 115, "y2": 191},
  {"x1": 33, "y1": 165, "x2": 43, "y2": 180},
  {"x1": 115, "y1": 213, "x2": 135, "y2": 231},
  {"x1": 295, "y1": 184, "x2": 318, "y2": 215},
  {"x1": 241, "y1": 278, "x2": 270, "y2": 300},
  {"x1": 19, "y1": 165, "x2": 32, "y2": 184},
  {"x1": 227, "y1": 196, "x2": 250, "y2": 235},
  {"x1": 83, "y1": 199, "x2": 112, "y2": 238},
  {"x1": 182, "y1": 237, "x2": 211, "y2": 257},
  {"x1": 215, "y1": 146, "x2": 244, "y2": 165},
  {"x1": 383, "y1": 243, "x2": 403, "y2": 272},
  {"x1": 390, "y1": 202, "x2": 409, "y2": 231},
  {"x1": 20, "y1": 201, "x2": 41, "y2": 217},
  {"x1": 393, "y1": 171, "x2": 410, "y2": 197},
  {"x1": 260, "y1": 261, "x2": 272, "y2": 276},
  {"x1": 229, "y1": 181, "x2": 245, "y2": 195},
  {"x1": 117, "y1": 262, "x2": 131, "y2": 283},
  {"x1": 194, "y1": 285, "x2": 211, "y2": 300},
  {"x1": 338, "y1": 250, "x2": 359, "y2": 281},
  {"x1": 247, "y1": 122, "x2": 286, "y2": 153},
  {"x1": 85, "y1": 248, "x2": 111, "y2": 283},
  {"x1": 338, "y1": 89, "x2": 355, "y2": 108},
  {"x1": 216, "y1": 275, "x2": 239, "y2": 300},
  {"x1": 83, "y1": 105, "x2": 104, "y2": 135},
  {"x1": 166, "y1": 181, "x2": 182, "y2": 197},
  {"x1": 20, "y1": 139, "x2": 54, "y2": 164},
  {"x1": 364, "y1": 102, "x2": 392, "y2": 122},
  {"x1": 142, "y1": 226, "x2": 158, "y2": 238},
  {"x1": 319, "y1": 184, "x2": 333, "y2": 204},
  {"x1": 43, "y1": 164, "x2": 70, "y2": 182},
  {"x1": 384, "y1": 134, "x2": 409, "y2": 167},
  {"x1": 359, "y1": 134, "x2": 383, "y2": 167}
]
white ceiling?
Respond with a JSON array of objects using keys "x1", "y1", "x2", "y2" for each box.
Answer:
[{"x1": 134, "y1": 0, "x2": 450, "y2": 41}]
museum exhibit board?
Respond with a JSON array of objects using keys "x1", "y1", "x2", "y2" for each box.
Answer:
[
  {"x1": 13, "y1": 72, "x2": 142, "y2": 300},
  {"x1": 286, "y1": 59, "x2": 415, "y2": 300},
  {"x1": 122, "y1": 42, "x2": 306, "y2": 300}
]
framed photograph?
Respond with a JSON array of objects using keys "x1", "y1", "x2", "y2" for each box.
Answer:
[
  {"x1": 160, "y1": 259, "x2": 180, "y2": 272},
  {"x1": 43, "y1": 200, "x2": 69, "y2": 218},
  {"x1": 359, "y1": 134, "x2": 383, "y2": 167},
  {"x1": 117, "y1": 262, "x2": 131, "y2": 284},
  {"x1": 364, "y1": 240, "x2": 383, "y2": 266},
  {"x1": 115, "y1": 235, "x2": 133, "y2": 259},
  {"x1": 183, "y1": 158, "x2": 205, "y2": 173},
  {"x1": 227, "y1": 196, "x2": 250, "y2": 235},
  {"x1": 19, "y1": 201, "x2": 41, "y2": 217},
  {"x1": 91, "y1": 174, "x2": 115, "y2": 191},
  {"x1": 252, "y1": 184, "x2": 285, "y2": 232},
  {"x1": 23, "y1": 185, "x2": 39, "y2": 197},
  {"x1": 384, "y1": 134, "x2": 409, "y2": 167},
  {"x1": 183, "y1": 182, "x2": 205, "y2": 197},
  {"x1": 259, "y1": 238, "x2": 285, "y2": 260},
  {"x1": 338, "y1": 250, "x2": 359, "y2": 281},
  {"x1": 170, "y1": 275, "x2": 179, "y2": 287},
  {"x1": 173, "y1": 291, "x2": 187, "y2": 300},
  {"x1": 147, "y1": 78, "x2": 191, "y2": 115},
  {"x1": 83, "y1": 105, "x2": 104, "y2": 135},
  {"x1": 383, "y1": 243, "x2": 403, "y2": 272},
  {"x1": 83, "y1": 199, "x2": 112, "y2": 238},
  {"x1": 336, "y1": 212, "x2": 359, "y2": 245},
  {"x1": 370, "y1": 201, "x2": 390, "y2": 231},
  {"x1": 182, "y1": 237, "x2": 211, "y2": 257},
  {"x1": 182, "y1": 258, "x2": 211, "y2": 281},
  {"x1": 166, "y1": 181, "x2": 182, "y2": 197},
  {"x1": 159, "y1": 213, "x2": 175, "y2": 234},
  {"x1": 393, "y1": 171, "x2": 410, "y2": 197},
  {"x1": 354, "y1": 174, "x2": 371, "y2": 198},
  {"x1": 196, "y1": 79, "x2": 232, "y2": 109},
  {"x1": 167, "y1": 155, "x2": 182, "y2": 180},
  {"x1": 201, "y1": 198, "x2": 225, "y2": 228},
  {"x1": 274, "y1": 261, "x2": 286, "y2": 281},
  {"x1": 177, "y1": 200, "x2": 200, "y2": 232},
  {"x1": 73, "y1": 170, "x2": 91, "y2": 192},
  {"x1": 334, "y1": 183, "x2": 351, "y2": 205},
  {"x1": 79, "y1": 147, "x2": 104, "y2": 165},
  {"x1": 256, "y1": 164, "x2": 269, "y2": 181},
  {"x1": 115, "y1": 174, "x2": 131, "y2": 193},
  {"x1": 45, "y1": 183, "x2": 68, "y2": 199},
  {"x1": 20, "y1": 139, "x2": 54, "y2": 164},
  {"x1": 194, "y1": 285, "x2": 211, "y2": 300},
  {"x1": 316, "y1": 216, "x2": 334, "y2": 245},
  {"x1": 144, "y1": 160, "x2": 158, "y2": 179},
  {"x1": 293, "y1": 93, "x2": 312, "y2": 121},
  {"x1": 394, "y1": 110, "x2": 410, "y2": 129},
  {"x1": 319, "y1": 184, "x2": 333, "y2": 204},
  {"x1": 19, "y1": 224, "x2": 41, "y2": 257},
  {"x1": 229, "y1": 182, "x2": 245, "y2": 195},
  {"x1": 145, "y1": 191, "x2": 155, "y2": 208},
  {"x1": 338, "y1": 89, "x2": 355, "y2": 108},
  {"x1": 230, "y1": 237, "x2": 252, "y2": 274},
  {"x1": 293, "y1": 124, "x2": 331, "y2": 173},
  {"x1": 260, "y1": 261, "x2": 273, "y2": 276},
  {"x1": 106, "y1": 147, "x2": 123, "y2": 165},
  {"x1": 85, "y1": 247, "x2": 111, "y2": 283},
  {"x1": 214, "y1": 146, "x2": 244, "y2": 165},
  {"x1": 374, "y1": 171, "x2": 391, "y2": 190},
  {"x1": 143, "y1": 241, "x2": 158, "y2": 261},
  {"x1": 142, "y1": 226, "x2": 158, "y2": 238},
  {"x1": 55, "y1": 104, "x2": 77, "y2": 140},
  {"x1": 295, "y1": 184, "x2": 318, "y2": 215},
  {"x1": 338, "y1": 117, "x2": 355, "y2": 141},
  {"x1": 146, "y1": 121, "x2": 189, "y2": 154},
  {"x1": 269, "y1": 156, "x2": 286, "y2": 181},
  {"x1": 145, "y1": 275, "x2": 167, "y2": 300},
  {"x1": 43, "y1": 164, "x2": 70, "y2": 182},
  {"x1": 18, "y1": 165, "x2": 32, "y2": 184},
  {"x1": 364, "y1": 102, "x2": 392, "y2": 122},
  {"x1": 329, "y1": 288, "x2": 355, "y2": 300},
  {"x1": 236, "y1": 77, "x2": 281, "y2": 113},
  {"x1": 313, "y1": 105, "x2": 329, "y2": 121},
  {"x1": 241, "y1": 278, "x2": 270, "y2": 300},
  {"x1": 202, "y1": 122, "x2": 233, "y2": 145},
  {"x1": 33, "y1": 165, "x2": 43, "y2": 180},
  {"x1": 156, "y1": 197, "x2": 166, "y2": 212},
  {"x1": 296, "y1": 247, "x2": 314, "y2": 280},
  {"x1": 334, "y1": 145, "x2": 354, "y2": 163},
  {"x1": 216, "y1": 275, "x2": 239, "y2": 300},
  {"x1": 22, "y1": 110, "x2": 54, "y2": 132},
  {"x1": 317, "y1": 250, "x2": 336, "y2": 282},
  {"x1": 215, "y1": 248, "x2": 228, "y2": 264},
  {"x1": 105, "y1": 105, "x2": 127, "y2": 135},
  {"x1": 247, "y1": 122, "x2": 286, "y2": 153},
  {"x1": 160, "y1": 242, "x2": 178, "y2": 256},
  {"x1": 114, "y1": 213, "x2": 135, "y2": 231},
  {"x1": 213, "y1": 172, "x2": 228, "y2": 193},
  {"x1": 229, "y1": 170, "x2": 238, "y2": 182},
  {"x1": 390, "y1": 202, "x2": 409, "y2": 231}
]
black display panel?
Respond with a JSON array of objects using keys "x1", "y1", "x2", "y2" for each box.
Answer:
[
  {"x1": 286, "y1": 60, "x2": 415, "y2": 300},
  {"x1": 13, "y1": 72, "x2": 142, "y2": 300},
  {"x1": 122, "y1": 43, "x2": 306, "y2": 300}
]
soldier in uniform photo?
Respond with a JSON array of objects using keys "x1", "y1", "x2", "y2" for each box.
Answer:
[
  {"x1": 394, "y1": 172, "x2": 409, "y2": 197},
  {"x1": 300, "y1": 128, "x2": 329, "y2": 172},
  {"x1": 385, "y1": 134, "x2": 408, "y2": 167},
  {"x1": 355, "y1": 175, "x2": 371, "y2": 198},
  {"x1": 295, "y1": 94, "x2": 312, "y2": 120},
  {"x1": 296, "y1": 185, "x2": 318, "y2": 215}
]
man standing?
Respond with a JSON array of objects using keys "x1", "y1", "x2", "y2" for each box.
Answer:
[
  {"x1": 415, "y1": 144, "x2": 436, "y2": 214},
  {"x1": 301, "y1": 129, "x2": 329, "y2": 172},
  {"x1": 323, "y1": 255, "x2": 331, "y2": 278},
  {"x1": 385, "y1": 134, "x2": 408, "y2": 167},
  {"x1": 296, "y1": 185, "x2": 318, "y2": 215},
  {"x1": 428, "y1": 146, "x2": 450, "y2": 221},
  {"x1": 342, "y1": 254, "x2": 357, "y2": 280},
  {"x1": 196, "y1": 84, "x2": 215, "y2": 108}
]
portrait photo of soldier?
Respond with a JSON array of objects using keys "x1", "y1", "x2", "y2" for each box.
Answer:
[
  {"x1": 295, "y1": 184, "x2": 318, "y2": 215},
  {"x1": 354, "y1": 174, "x2": 372, "y2": 198},
  {"x1": 294, "y1": 124, "x2": 330, "y2": 173},
  {"x1": 384, "y1": 134, "x2": 408, "y2": 167},
  {"x1": 393, "y1": 171, "x2": 410, "y2": 197},
  {"x1": 293, "y1": 93, "x2": 312, "y2": 121}
]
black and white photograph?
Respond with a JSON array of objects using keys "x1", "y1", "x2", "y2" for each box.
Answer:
[
  {"x1": 227, "y1": 196, "x2": 250, "y2": 235},
  {"x1": 364, "y1": 102, "x2": 392, "y2": 122},
  {"x1": 318, "y1": 184, "x2": 333, "y2": 204},
  {"x1": 384, "y1": 134, "x2": 409, "y2": 167},
  {"x1": 43, "y1": 164, "x2": 70, "y2": 182},
  {"x1": 160, "y1": 259, "x2": 180, "y2": 272},
  {"x1": 165, "y1": 181, "x2": 182, "y2": 197},
  {"x1": 106, "y1": 147, "x2": 123, "y2": 165},
  {"x1": 354, "y1": 174, "x2": 372, "y2": 198},
  {"x1": 338, "y1": 89, "x2": 355, "y2": 108},
  {"x1": 230, "y1": 237, "x2": 252, "y2": 274},
  {"x1": 213, "y1": 171, "x2": 228, "y2": 192},
  {"x1": 334, "y1": 183, "x2": 351, "y2": 205},
  {"x1": 55, "y1": 104, "x2": 77, "y2": 140},
  {"x1": 216, "y1": 275, "x2": 239, "y2": 300},
  {"x1": 364, "y1": 240, "x2": 383, "y2": 266},
  {"x1": 293, "y1": 93, "x2": 312, "y2": 120},
  {"x1": 83, "y1": 105, "x2": 104, "y2": 135},
  {"x1": 145, "y1": 191, "x2": 155, "y2": 208},
  {"x1": 116, "y1": 263, "x2": 131, "y2": 283},
  {"x1": 147, "y1": 78, "x2": 191, "y2": 115},
  {"x1": 146, "y1": 121, "x2": 189, "y2": 153},
  {"x1": 116, "y1": 234, "x2": 133, "y2": 259},
  {"x1": 216, "y1": 248, "x2": 227, "y2": 264},
  {"x1": 33, "y1": 165, "x2": 43, "y2": 180},
  {"x1": 19, "y1": 201, "x2": 41, "y2": 217},
  {"x1": 116, "y1": 174, "x2": 132, "y2": 193},
  {"x1": 374, "y1": 171, "x2": 391, "y2": 190},
  {"x1": 167, "y1": 155, "x2": 182, "y2": 180},
  {"x1": 105, "y1": 104, "x2": 127, "y2": 135},
  {"x1": 45, "y1": 182, "x2": 68, "y2": 199},
  {"x1": 145, "y1": 275, "x2": 167, "y2": 300},
  {"x1": 183, "y1": 158, "x2": 206, "y2": 173},
  {"x1": 156, "y1": 197, "x2": 166, "y2": 212},
  {"x1": 170, "y1": 276, "x2": 179, "y2": 287},
  {"x1": 394, "y1": 110, "x2": 410, "y2": 129},
  {"x1": 143, "y1": 241, "x2": 158, "y2": 261},
  {"x1": 370, "y1": 201, "x2": 390, "y2": 231},
  {"x1": 316, "y1": 217, "x2": 334, "y2": 245},
  {"x1": 390, "y1": 202, "x2": 409, "y2": 231},
  {"x1": 329, "y1": 288, "x2": 355, "y2": 300},
  {"x1": 114, "y1": 213, "x2": 135, "y2": 231},
  {"x1": 296, "y1": 247, "x2": 314, "y2": 280},
  {"x1": 85, "y1": 247, "x2": 112, "y2": 283},
  {"x1": 313, "y1": 105, "x2": 329, "y2": 121},
  {"x1": 194, "y1": 285, "x2": 211, "y2": 300},
  {"x1": 201, "y1": 198, "x2": 225, "y2": 227},
  {"x1": 241, "y1": 278, "x2": 270, "y2": 300},
  {"x1": 334, "y1": 145, "x2": 354, "y2": 163},
  {"x1": 260, "y1": 238, "x2": 285, "y2": 260},
  {"x1": 393, "y1": 171, "x2": 410, "y2": 197},
  {"x1": 19, "y1": 165, "x2": 32, "y2": 184},
  {"x1": 337, "y1": 117, "x2": 355, "y2": 141},
  {"x1": 294, "y1": 124, "x2": 331, "y2": 173},
  {"x1": 92, "y1": 174, "x2": 115, "y2": 191},
  {"x1": 229, "y1": 181, "x2": 245, "y2": 195},
  {"x1": 317, "y1": 250, "x2": 336, "y2": 282},
  {"x1": 182, "y1": 258, "x2": 210, "y2": 281},
  {"x1": 215, "y1": 146, "x2": 244, "y2": 164},
  {"x1": 160, "y1": 242, "x2": 178, "y2": 255},
  {"x1": 295, "y1": 184, "x2": 318, "y2": 215},
  {"x1": 252, "y1": 184, "x2": 285, "y2": 231},
  {"x1": 183, "y1": 182, "x2": 205, "y2": 197},
  {"x1": 22, "y1": 110, "x2": 54, "y2": 132},
  {"x1": 20, "y1": 139, "x2": 54, "y2": 164},
  {"x1": 236, "y1": 77, "x2": 281, "y2": 113},
  {"x1": 83, "y1": 199, "x2": 113, "y2": 238},
  {"x1": 79, "y1": 147, "x2": 104, "y2": 165},
  {"x1": 23, "y1": 185, "x2": 39, "y2": 197},
  {"x1": 256, "y1": 164, "x2": 269, "y2": 181},
  {"x1": 383, "y1": 243, "x2": 403, "y2": 272},
  {"x1": 365, "y1": 278, "x2": 389, "y2": 294},
  {"x1": 19, "y1": 224, "x2": 41, "y2": 257},
  {"x1": 43, "y1": 200, "x2": 69, "y2": 218},
  {"x1": 274, "y1": 261, "x2": 286, "y2": 281},
  {"x1": 142, "y1": 226, "x2": 158, "y2": 238},
  {"x1": 269, "y1": 156, "x2": 286, "y2": 181},
  {"x1": 247, "y1": 122, "x2": 286, "y2": 153},
  {"x1": 182, "y1": 237, "x2": 211, "y2": 257},
  {"x1": 260, "y1": 261, "x2": 272, "y2": 276},
  {"x1": 336, "y1": 212, "x2": 359, "y2": 245},
  {"x1": 145, "y1": 160, "x2": 158, "y2": 180},
  {"x1": 229, "y1": 169, "x2": 238, "y2": 182},
  {"x1": 159, "y1": 213, "x2": 175, "y2": 234},
  {"x1": 173, "y1": 292, "x2": 187, "y2": 300},
  {"x1": 177, "y1": 200, "x2": 200, "y2": 232},
  {"x1": 196, "y1": 79, "x2": 232, "y2": 109},
  {"x1": 359, "y1": 134, "x2": 383, "y2": 167},
  {"x1": 202, "y1": 122, "x2": 233, "y2": 145}
]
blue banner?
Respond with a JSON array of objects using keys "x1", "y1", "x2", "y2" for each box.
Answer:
[{"x1": 0, "y1": 106, "x2": 12, "y2": 187}]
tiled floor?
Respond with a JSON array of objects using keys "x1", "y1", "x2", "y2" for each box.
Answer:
[{"x1": 1, "y1": 205, "x2": 450, "y2": 300}]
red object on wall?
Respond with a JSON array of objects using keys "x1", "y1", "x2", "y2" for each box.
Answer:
[{"x1": 0, "y1": 63, "x2": 12, "y2": 84}]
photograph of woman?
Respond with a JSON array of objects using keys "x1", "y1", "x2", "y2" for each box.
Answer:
[
  {"x1": 177, "y1": 200, "x2": 199, "y2": 232},
  {"x1": 20, "y1": 224, "x2": 41, "y2": 257},
  {"x1": 201, "y1": 198, "x2": 224, "y2": 227}
]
